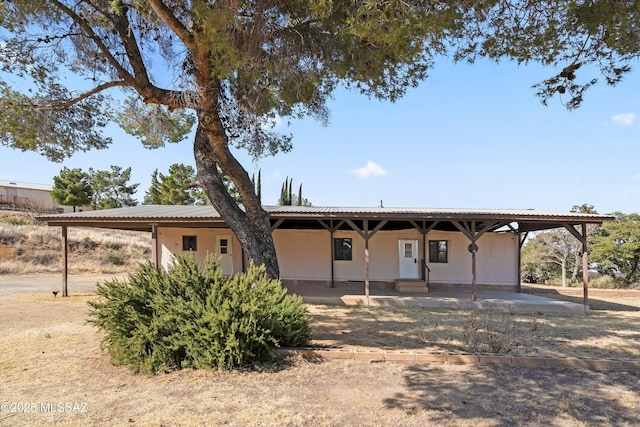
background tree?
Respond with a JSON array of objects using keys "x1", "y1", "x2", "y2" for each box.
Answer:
[
  {"x1": 251, "y1": 170, "x2": 261, "y2": 203},
  {"x1": 89, "y1": 166, "x2": 139, "y2": 209},
  {"x1": 144, "y1": 163, "x2": 209, "y2": 206},
  {"x1": 279, "y1": 177, "x2": 293, "y2": 206},
  {"x1": 278, "y1": 177, "x2": 310, "y2": 206},
  {"x1": 590, "y1": 213, "x2": 640, "y2": 286},
  {"x1": 521, "y1": 204, "x2": 602, "y2": 286},
  {"x1": 51, "y1": 167, "x2": 93, "y2": 212},
  {"x1": 2, "y1": 1, "x2": 639, "y2": 278}
]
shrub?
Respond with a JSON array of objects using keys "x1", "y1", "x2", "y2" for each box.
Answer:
[
  {"x1": 105, "y1": 251, "x2": 126, "y2": 266},
  {"x1": 461, "y1": 309, "x2": 537, "y2": 354},
  {"x1": 88, "y1": 254, "x2": 312, "y2": 374},
  {"x1": 1, "y1": 215, "x2": 33, "y2": 225},
  {"x1": 589, "y1": 275, "x2": 629, "y2": 289}
]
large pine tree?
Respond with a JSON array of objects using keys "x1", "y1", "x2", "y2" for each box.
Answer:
[{"x1": 2, "y1": 1, "x2": 638, "y2": 277}]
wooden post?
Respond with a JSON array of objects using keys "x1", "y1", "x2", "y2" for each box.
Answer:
[
  {"x1": 470, "y1": 221, "x2": 477, "y2": 301},
  {"x1": 582, "y1": 223, "x2": 589, "y2": 309},
  {"x1": 151, "y1": 224, "x2": 160, "y2": 270},
  {"x1": 365, "y1": 240, "x2": 370, "y2": 299},
  {"x1": 517, "y1": 232, "x2": 528, "y2": 293},
  {"x1": 330, "y1": 226, "x2": 335, "y2": 288},
  {"x1": 61, "y1": 226, "x2": 68, "y2": 297},
  {"x1": 471, "y1": 250, "x2": 477, "y2": 301}
]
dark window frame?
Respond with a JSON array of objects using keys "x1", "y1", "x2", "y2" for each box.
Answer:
[
  {"x1": 182, "y1": 235, "x2": 197, "y2": 251},
  {"x1": 428, "y1": 240, "x2": 448, "y2": 263},
  {"x1": 333, "y1": 237, "x2": 353, "y2": 261}
]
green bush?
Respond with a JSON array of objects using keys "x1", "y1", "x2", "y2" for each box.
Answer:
[
  {"x1": 1, "y1": 215, "x2": 33, "y2": 225},
  {"x1": 88, "y1": 255, "x2": 312, "y2": 374},
  {"x1": 105, "y1": 251, "x2": 126, "y2": 266},
  {"x1": 589, "y1": 275, "x2": 629, "y2": 289}
]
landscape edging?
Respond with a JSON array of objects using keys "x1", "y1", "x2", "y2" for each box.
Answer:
[{"x1": 275, "y1": 348, "x2": 640, "y2": 371}]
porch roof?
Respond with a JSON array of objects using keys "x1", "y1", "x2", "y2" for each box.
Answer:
[{"x1": 36, "y1": 204, "x2": 613, "y2": 233}]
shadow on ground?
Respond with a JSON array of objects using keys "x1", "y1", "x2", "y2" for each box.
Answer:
[
  {"x1": 523, "y1": 289, "x2": 640, "y2": 311},
  {"x1": 383, "y1": 364, "x2": 640, "y2": 425}
]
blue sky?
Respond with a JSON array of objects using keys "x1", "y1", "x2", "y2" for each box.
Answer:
[{"x1": 1, "y1": 58, "x2": 638, "y2": 215}]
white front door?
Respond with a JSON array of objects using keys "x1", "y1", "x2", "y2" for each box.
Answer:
[
  {"x1": 217, "y1": 235, "x2": 234, "y2": 275},
  {"x1": 398, "y1": 239, "x2": 419, "y2": 279}
]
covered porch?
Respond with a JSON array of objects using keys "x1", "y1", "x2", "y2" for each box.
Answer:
[
  {"x1": 286, "y1": 283, "x2": 588, "y2": 314},
  {"x1": 37, "y1": 205, "x2": 613, "y2": 311}
]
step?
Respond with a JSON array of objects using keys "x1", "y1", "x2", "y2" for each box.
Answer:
[{"x1": 395, "y1": 279, "x2": 429, "y2": 294}]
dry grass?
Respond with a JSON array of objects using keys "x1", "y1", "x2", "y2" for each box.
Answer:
[
  {"x1": 1, "y1": 280, "x2": 640, "y2": 426},
  {"x1": 0, "y1": 211, "x2": 150, "y2": 275},
  {"x1": 307, "y1": 304, "x2": 640, "y2": 359}
]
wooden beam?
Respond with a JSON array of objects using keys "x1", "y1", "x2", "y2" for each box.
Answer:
[{"x1": 271, "y1": 218, "x2": 285, "y2": 230}]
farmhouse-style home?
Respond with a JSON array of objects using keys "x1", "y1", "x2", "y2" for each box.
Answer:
[{"x1": 37, "y1": 205, "x2": 612, "y2": 302}]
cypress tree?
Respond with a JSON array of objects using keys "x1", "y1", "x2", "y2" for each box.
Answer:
[{"x1": 257, "y1": 170, "x2": 262, "y2": 202}]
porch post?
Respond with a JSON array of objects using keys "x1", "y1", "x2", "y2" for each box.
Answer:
[
  {"x1": 61, "y1": 226, "x2": 68, "y2": 297},
  {"x1": 563, "y1": 223, "x2": 590, "y2": 312},
  {"x1": 582, "y1": 223, "x2": 589, "y2": 309},
  {"x1": 330, "y1": 225, "x2": 335, "y2": 288},
  {"x1": 517, "y1": 232, "x2": 528, "y2": 293},
  {"x1": 365, "y1": 238, "x2": 370, "y2": 298},
  {"x1": 470, "y1": 222, "x2": 477, "y2": 301},
  {"x1": 151, "y1": 224, "x2": 160, "y2": 270}
]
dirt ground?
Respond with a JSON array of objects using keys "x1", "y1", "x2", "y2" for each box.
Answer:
[{"x1": 1, "y1": 275, "x2": 639, "y2": 426}]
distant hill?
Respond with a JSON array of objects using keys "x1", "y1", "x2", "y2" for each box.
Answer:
[{"x1": 0, "y1": 211, "x2": 151, "y2": 274}]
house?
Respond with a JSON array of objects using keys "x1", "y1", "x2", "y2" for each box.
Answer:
[
  {"x1": 0, "y1": 180, "x2": 58, "y2": 212},
  {"x1": 0, "y1": 179, "x2": 93, "y2": 213},
  {"x1": 37, "y1": 205, "x2": 613, "y2": 302}
]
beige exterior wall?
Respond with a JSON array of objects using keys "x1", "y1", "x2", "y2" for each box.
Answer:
[
  {"x1": 0, "y1": 187, "x2": 57, "y2": 211},
  {"x1": 0, "y1": 185, "x2": 94, "y2": 213},
  {"x1": 425, "y1": 231, "x2": 518, "y2": 286},
  {"x1": 157, "y1": 227, "x2": 243, "y2": 275},
  {"x1": 156, "y1": 227, "x2": 518, "y2": 287}
]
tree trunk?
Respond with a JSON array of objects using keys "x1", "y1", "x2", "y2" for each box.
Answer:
[
  {"x1": 626, "y1": 255, "x2": 639, "y2": 284},
  {"x1": 561, "y1": 259, "x2": 567, "y2": 288},
  {"x1": 571, "y1": 245, "x2": 581, "y2": 281},
  {"x1": 193, "y1": 123, "x2": 279, "y2": 279}
]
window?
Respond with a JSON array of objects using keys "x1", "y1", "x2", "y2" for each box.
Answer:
[
  {"x1": 428, "y1": 240, "x2": 448, "y2": 263},
  {"x1": 182, "y1": 235, "x2": 197, "y2": 251},
  {"x1": 333, "y1": 238, "x2": 352, "y2": 261},
  {"x1": 219, "y1": 238, "x2": 228, "y2": 254},
  {"x1": 404, "y1": 242, "x2": 413, "y2": 258}
]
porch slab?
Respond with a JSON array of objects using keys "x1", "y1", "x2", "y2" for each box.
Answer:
[{"x1": 286, "y1": 286, "x2": 588, "y2": 315}]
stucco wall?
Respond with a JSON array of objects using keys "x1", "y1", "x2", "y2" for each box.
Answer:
[
  {"x1": 157, "y1": 226, "x2": 518, "y2": 287},
  {"x1": 157, "y1": 228, "x2": 243, "y2": 275}
]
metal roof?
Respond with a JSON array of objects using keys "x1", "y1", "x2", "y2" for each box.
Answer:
[
  {"x1": 36, "y1": 204, "x2": 614, "y2": 233},
  {"x1": 0, "y1": 179, "x2": 53, "y2": 192}
]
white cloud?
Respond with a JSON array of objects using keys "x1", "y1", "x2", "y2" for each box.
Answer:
[
  {"x1": 351, "y1": 161, "x2": 388, "y2": 179},
  {"x1": 611, "y1": 113, "x2": 636, "y2": 127}
]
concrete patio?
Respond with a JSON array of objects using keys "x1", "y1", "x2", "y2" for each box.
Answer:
[{"x1": 286, "y1": 285, "x2": 588, "y2": 315}]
